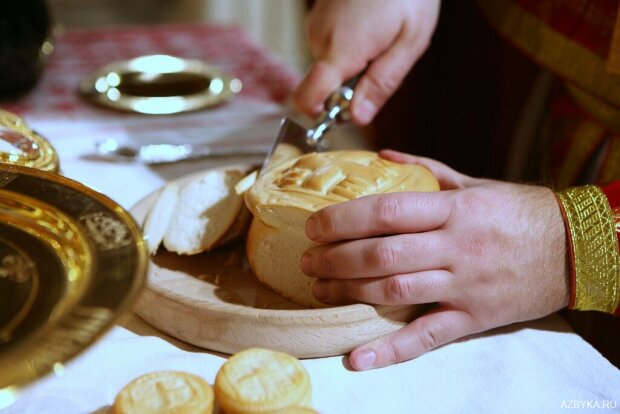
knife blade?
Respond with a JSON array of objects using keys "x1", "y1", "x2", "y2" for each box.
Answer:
[
  {"x1": 259, "y1": 118, "x2": 317, "y2": 173},
  {"x1": 260, "y1": 72, "x2": 365, "y2": 174}
]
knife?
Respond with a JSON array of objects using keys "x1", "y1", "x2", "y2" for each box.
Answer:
[
  {"x1": 260, "y1": 72, "x2": 364, "y2": 174},
  {"x1": 94, "y1": 138, "x2": 270, "y2": 164}
]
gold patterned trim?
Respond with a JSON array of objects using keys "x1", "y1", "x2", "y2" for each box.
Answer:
[{"x1": 557, "y1": 185, "x2": 620, "y2": 313}]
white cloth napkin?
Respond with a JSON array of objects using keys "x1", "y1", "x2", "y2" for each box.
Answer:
[{"x1": 6, "y1": 314, "x2": 620, "y2": 414}]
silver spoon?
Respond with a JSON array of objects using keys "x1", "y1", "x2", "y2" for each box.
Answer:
[{"x1": 94, "y1": 138, "x2": 269, "y2": 164}]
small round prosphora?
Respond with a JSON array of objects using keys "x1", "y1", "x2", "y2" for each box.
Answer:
[
  {"x1": 214, "y1": 348, "x2": 312, "y2": 414},
  {"x1": 113, "y1": 371, "x2": 214, "y2": 414}
]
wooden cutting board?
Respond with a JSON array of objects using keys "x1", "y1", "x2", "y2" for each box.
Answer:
[{"x1": 130, "y1": 166, "x2": 420, "y2": 358}]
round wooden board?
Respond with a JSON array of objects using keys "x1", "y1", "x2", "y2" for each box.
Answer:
[{"x1": 130, "y1": 166, "x2": 420, "y2": 358}]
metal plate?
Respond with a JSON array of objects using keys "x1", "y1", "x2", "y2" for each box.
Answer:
[
  {"x1": 0, "y1": 164, "x2": 147, "y2": 408},
  {"x1": 79, "y1": 54, "x2": 242, "y2": 115}
]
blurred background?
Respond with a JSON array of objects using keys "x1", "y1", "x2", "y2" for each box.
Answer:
[{"x1": 48, "y1": 0, "x2": 311, "y2": 71}]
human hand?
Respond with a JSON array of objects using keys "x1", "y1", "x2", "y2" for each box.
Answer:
[
  {"x1": 293, "y1": 0, "x2": 440, "y2": 125},
  {"x1": 301, "y1": 150, "x2": 570, "y2": 370}
]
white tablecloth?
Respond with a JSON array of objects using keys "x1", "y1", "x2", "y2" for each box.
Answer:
[{"x1": 6, "y1": 317, "x2": 620, "y2": 414}]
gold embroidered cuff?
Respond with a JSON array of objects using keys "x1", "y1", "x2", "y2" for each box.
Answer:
[{"x1": 557, "y1": 185, "x2": 620, "y2": 313}]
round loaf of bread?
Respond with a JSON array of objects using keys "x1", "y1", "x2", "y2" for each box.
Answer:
[
  {"x1": 113, "y1": 371, "x2": 214, "y2": 414},
  {"x1": 245, "y1": 150, "x2": 439, "y2": 307}
]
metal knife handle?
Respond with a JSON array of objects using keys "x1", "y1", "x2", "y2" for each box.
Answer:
[
  {"x1": 306, "y1": 69, "x2": 366, "y2": 146},
  {"x1": 333, "y1": 71, "x2": 365, "y2": 122}
]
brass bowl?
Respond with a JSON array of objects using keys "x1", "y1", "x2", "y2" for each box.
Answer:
[{"x1": 79, "y1": 54, "x2": 242, "y2": 115}]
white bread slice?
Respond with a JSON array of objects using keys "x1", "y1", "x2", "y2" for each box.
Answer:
[
  {"x1": 142, "y1": 167, "x2": 252, "y2": 256},
  {"x1": 142, "y1": 182, "x2": 180, "y2": 255},
  {"x1": 162, "y1": 168, "x2": 246, "y2": 255},
  {"x1": 245, "y1": 150, "x2": 440, "y2": 307}
]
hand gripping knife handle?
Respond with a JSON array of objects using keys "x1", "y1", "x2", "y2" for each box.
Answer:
[
  {"x1": 306, "y1": 72, "x2": 364, "y2": 149},
  {"x1": 261, "y1": 71, "x2": 365, "y2": 174}
]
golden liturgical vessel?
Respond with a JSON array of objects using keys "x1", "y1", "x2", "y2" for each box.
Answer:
[{"x1": 0, "y1": 111, "x2": 147, "y2": 409}]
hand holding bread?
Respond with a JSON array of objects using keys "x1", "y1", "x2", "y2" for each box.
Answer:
[
  {"x1": 244, "y1": 150, "x2": 439, "y2": 307},
  {"x1": 300, "y1": 149, "x2": 569, "y2": 370},
  {"x1": 138, "y1": 147, "x2": 569, "y2": 373}
]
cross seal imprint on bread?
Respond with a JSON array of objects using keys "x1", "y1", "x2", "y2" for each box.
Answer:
[
  {"x1": 215, "y1": 348, "x2": 312, "y2": 414},
  {"x1": 245, "y1": 150, "x2": 439, "y2": 308},
  {"x1": 114, "y1": 371, "x2": 214, "y2": 414}
]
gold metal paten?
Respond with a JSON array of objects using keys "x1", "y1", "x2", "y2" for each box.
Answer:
[
  {"x1": 0, "y1": 110, "x2": 59, "y2": 173},
  {"x1": 0, "y1": 164, "x2": 147, "y2": 408},
  {"x1": 79, "y1": 54, "x2": 242, "y2": 115}
]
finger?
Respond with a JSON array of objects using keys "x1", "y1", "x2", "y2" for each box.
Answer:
[
  {"x1": 351, "y1": 33, "x2": 427, "y2": 125},
  {"x1": 379, "y1": 149, "x2": 477, "y2": 190},
  {"x1": 311, "y1": 270, "x2": 453, "y2": 306},
  {"x1": 348, "y1": 308, "x2": 480, "y2": 370},
  {"x1": 301, "y1": 232, "x2": 447, "y2": 278},
  {"x1": 293, "y1": 58, "x2": 366, "y2": 117},
  {"x1": 293, "y1": 61, "x2": 341, "y2": 116},
  {"x1": 306, "y1": 192, "x2": 451, "y2": 243}
]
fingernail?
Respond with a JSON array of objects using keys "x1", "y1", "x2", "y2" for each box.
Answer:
[
  {"x1": 305, "y1": 216, "x2": 319, "y2": 240},
  {"x1": 312, "y1": 281, "x2": 328, "y2": 301},
  {"x1": 356, "y1": 99, "x2": 376, "y2": 124},
  {"x1": 300, "y1": 253, "x2": 313, "y2": 275},
  {"x1": 353, "y1": 349, "x2": 376, "y2": 370}
]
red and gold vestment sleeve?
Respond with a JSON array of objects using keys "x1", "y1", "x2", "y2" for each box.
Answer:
[{"x1": 556, "y1": 183, "x2": 620, "y2": 315}]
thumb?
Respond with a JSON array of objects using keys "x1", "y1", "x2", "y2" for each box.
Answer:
[{"x1": 348, "y1": 307, "x2": 479, "y2": 370}]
